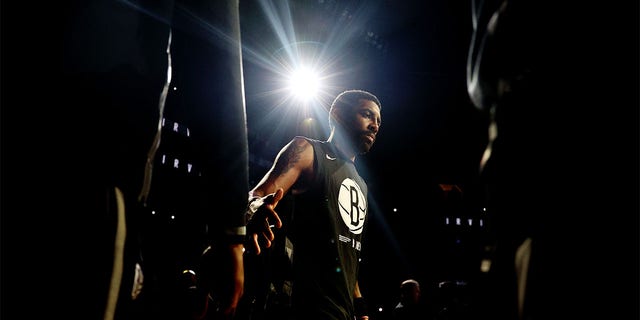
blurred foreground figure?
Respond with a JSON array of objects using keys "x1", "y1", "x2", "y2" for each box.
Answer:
[
  {"x1": 53, "y1": 1, "x2": 249, "y2": 319},
  {"x1": 466, "y1": 0, "x2": 638, "y2": 319},
  {"x1": 466, "y1": 0, "x2": 563, "y2": 319}
]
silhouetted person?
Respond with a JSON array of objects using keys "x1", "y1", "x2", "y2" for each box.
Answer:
[
  {"x1": 466, "y1": 0, "x2": 638, "y2": 319},
  {"x1": 392, "y1": 279, "x2": 430, "y2": 320},
  {"x1": 19, "y1": 1, "x2": 249, "y2": 319}
]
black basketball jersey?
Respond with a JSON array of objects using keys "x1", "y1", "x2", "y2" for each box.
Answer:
[{"x1": 288, "y1": 137, "x2": 369, "y2": 320}]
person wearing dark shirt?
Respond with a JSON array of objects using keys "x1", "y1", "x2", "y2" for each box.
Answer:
[
  {"x1": 244, "y1": 89, "x2": 383, "y2": 320},
  {"x1": 392, "y1": 279, "x2": 430, "y2": 320}
]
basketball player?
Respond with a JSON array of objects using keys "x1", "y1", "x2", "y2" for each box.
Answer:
[{"x1": 244, "y1": 89, "x2": 382, "y2": 320}]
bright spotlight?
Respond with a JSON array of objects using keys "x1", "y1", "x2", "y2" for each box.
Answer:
[{"x1": 288, "y1": 66, "x2": 321, "y2": 101}]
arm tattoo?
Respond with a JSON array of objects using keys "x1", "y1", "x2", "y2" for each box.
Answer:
[{"x1": 273, "y1": 142, "x2": 307, "y2": 177}]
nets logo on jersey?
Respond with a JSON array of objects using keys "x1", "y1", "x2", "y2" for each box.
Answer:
[{"x1": 338, "y1": 178, "x2": 367, "y2": 234}]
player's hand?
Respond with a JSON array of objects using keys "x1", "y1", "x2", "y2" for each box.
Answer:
[{"x1": 246, "y1": 188, "x2": 284, "y2": 255}]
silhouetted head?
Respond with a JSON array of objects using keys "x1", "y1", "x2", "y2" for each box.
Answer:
[{"x1": 400, "y1": 279, "x2": 421, "y2": 305}]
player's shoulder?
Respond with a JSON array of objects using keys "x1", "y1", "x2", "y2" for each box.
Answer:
[{"x1": 290, "y1": 136, "x2": 323, "y2": 149}]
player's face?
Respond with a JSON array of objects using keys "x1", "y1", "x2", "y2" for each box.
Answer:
[{"x1": 347, "y1": 99, "x2": 381, "y2": 154}]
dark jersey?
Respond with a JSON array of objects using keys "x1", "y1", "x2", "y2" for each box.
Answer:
[{"x1": 288, "y1": 137, "x2": 369, "y2": 320}]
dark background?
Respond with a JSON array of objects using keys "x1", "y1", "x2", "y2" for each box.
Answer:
[{"x1": 2, "y1": 0, "x2": 638, "y2": 319}]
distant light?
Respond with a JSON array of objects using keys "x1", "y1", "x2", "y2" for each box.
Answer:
[
  {"x1": 299, "y1": 117, "x2": 315, "y2": 129},
  {"x1": 378, "y1": 307, "x2": 383, "y2": 312},
  {"x1": 481, "y1": 259, "x2": 492, "y2": 273},
  {"x1": 288, "y1": 66, "x2": 321, "y2": 101},
  {"x1": 393, "y1": 208, "x2": 398, "y2": 213}
]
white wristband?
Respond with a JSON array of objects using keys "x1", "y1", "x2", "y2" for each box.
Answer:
[{"x1": 246, "y1": 197, "x2": 265, "y2": 221}]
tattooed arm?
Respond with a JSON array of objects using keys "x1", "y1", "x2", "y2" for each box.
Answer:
[{"x1": 245, "y1": 137, "x2": 315, "y2": 254}]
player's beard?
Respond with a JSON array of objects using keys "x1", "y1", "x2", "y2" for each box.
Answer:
[{"x1": 355, "y1": 131, "x2": 374, "y2": 155}]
